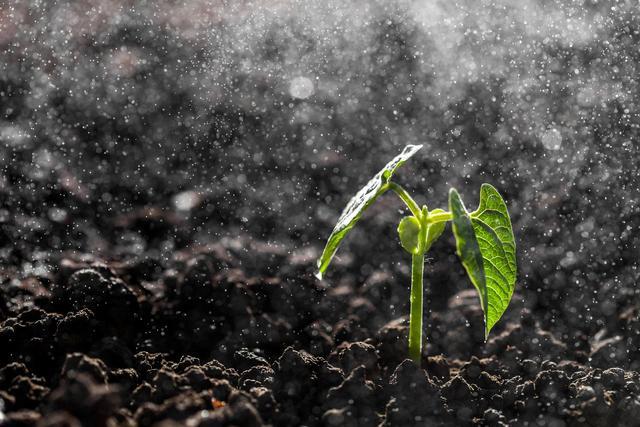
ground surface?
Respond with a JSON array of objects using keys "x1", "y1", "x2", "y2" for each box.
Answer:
[{"x1": 1, "y1": 1, "x2": 640, "y2": 426}]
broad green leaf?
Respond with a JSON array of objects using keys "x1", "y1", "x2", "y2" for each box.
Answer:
[
  {"x1": 424, "y1": 208, "x2": 446, "y2": 252},
  {"x1": 449, "y1": 189, "x2": 488, "y2": 324},
  {"x1": 450, "y1": 186, "x2": 517, "y2": 338},
  {"x1": 398, "y1": 216, "x2": 420, "y2": 254},
  {"x1": 470, "y1": 184, "x2": 517, "y2": 334},
  {"x1": 316, "y1": 144, "x2": 423, "y2": 278}
]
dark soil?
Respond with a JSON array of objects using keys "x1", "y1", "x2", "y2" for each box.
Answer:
[{"x1": 2, "y1": 1, "x2": 640, "y2": 426}]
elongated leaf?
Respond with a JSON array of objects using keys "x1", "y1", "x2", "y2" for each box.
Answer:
[
  {"x1": 470, "y1": 184, "x2": 517, "y2": 333},
  {"x1": 316, "y1": 144, "x2": 423, "y2": 278},
  {"x1": 449, "y1": 189, "x2": 488, "y2": 318},
  {"x1": 450, "y1": 186, "x2": 517, "y2": 338}
]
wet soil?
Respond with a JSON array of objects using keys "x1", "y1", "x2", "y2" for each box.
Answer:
[
  {"x1": 3, "y1": 1, "x2": 640, "y2": 426},
  {"x1": 1, "y1": 240, "x2": 639, "y2": 426}
]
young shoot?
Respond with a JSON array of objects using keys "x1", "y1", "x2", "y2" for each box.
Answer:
[{"x1": 316, "y1": 145, "x2": 517, "y2": 364}]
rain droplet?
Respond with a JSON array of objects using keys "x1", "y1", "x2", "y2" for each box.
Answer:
[
  {"x1": 173, "y1": 191, "x2": 200, "y2": 211},
  {"x1": 539, "y1": 128, "x2": 562, "y2": 151},
  {"x1": 289, "y1": 76, "x2": 314, "y2": 99}
]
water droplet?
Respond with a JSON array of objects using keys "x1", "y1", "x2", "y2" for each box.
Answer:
[{"x1": 289, "y1": 76, "x2": 314, "y2": 99}]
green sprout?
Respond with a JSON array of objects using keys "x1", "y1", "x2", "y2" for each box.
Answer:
[{"x1": 316, "y1": 145, "x2": 517, "y2": 364}]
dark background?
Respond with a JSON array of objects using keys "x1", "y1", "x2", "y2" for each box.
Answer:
[
  {"x1": 1, "y1": 0, "x2": 640, "y2": 425},
  {"x1": 3, "y1": 0, "x2": 638, "y2": 347}
]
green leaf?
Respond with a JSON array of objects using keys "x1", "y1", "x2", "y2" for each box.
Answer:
[
  {"x1": 449, "y1": 186, "x2": 517, "y2": 338},
  {"x1": 470, "y1": 184, "x2": 517, "y2": 333},
  {"x1": 424, "y1": 208, "x2": 446, "y2": 252},
  {"x1": 398, "y1": 216, "x2": 421, "y2": 254},
  {"x1": 316, "y1": 144, "x2": 423, "y2": 279},
  {"x1": 449, "y1": 188, "x2": 488, "y2": 321}
]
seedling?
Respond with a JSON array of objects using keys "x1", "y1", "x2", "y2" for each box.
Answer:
[{"x1": 316, "y1": 145, "x2": 517, "y2": 363}]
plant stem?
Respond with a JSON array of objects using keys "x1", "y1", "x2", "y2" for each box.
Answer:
[
  {"x1": 388, "y1": 182, "x2": 422, "y2": 219},
  {"x1": 427, "y1": 211, "x2": 453, "y2": 223},
  {"x1": 408, "y1": 251, "x2": 425, "y2": 363}
]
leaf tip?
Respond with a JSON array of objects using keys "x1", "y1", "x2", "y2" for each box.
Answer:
[
  {"x1": 448, "y1": 188, "x2": 465, "y2": 212},
  {"x1": 315, "y1": 258, "x2": 326, "y2": 280},
  {"x1": 480, "y1": 182, "x2": 498, "y2": 193}
]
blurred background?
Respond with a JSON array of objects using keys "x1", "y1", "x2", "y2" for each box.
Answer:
[{"x1": 1, "y1": 0, "x2": 639, "y2": 360}]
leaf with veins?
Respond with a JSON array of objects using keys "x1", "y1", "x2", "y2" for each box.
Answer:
[{"x1": 316, "y1": 144, "x2": 422, "y2": 278}]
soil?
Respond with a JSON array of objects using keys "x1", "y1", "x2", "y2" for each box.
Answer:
[{"x1": 2, "y1": 1, "x2": 640, "y2": 426}]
